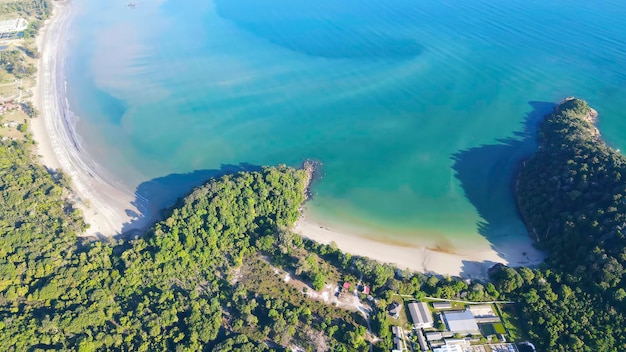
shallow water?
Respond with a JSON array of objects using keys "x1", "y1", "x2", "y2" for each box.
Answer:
[{"x1": 65, "y1": 0, "x2": 626, "y2": 252}]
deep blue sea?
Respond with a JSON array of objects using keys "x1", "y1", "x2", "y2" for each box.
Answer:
[{"x1": 65, "y1": 0, "x2": 626, "y2": 252}]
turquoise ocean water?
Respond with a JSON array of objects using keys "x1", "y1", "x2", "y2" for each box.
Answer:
[{"x1": 66, "y1": 0, "x2": 626, "y2": 252}]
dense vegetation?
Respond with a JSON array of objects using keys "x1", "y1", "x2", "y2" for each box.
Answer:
[
  {"x1": 1, "y1": 139, "x2": 511, "y2": 351},
  {"x1": 0, "y1": 139, "x2": 357, "y2": 351},
  {"x1": 0, "y1": 49, "x2": 36, "y2": 78},
  {"x1": 6, "y1": 94, "x2": 625, "y2": 351},
  {"x1": 0, "y1": 0, "x2": 51, "y2": 19},
  {"x1": 490, "y1": 98, "x2": 626, "y2": 351}
]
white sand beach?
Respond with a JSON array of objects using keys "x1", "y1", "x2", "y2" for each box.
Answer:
[
  {"x1": 30, "y1": 1, "x2": 151, "y2": 237},
  {"x1": 294, "y1": 216, "x2": 543, "y2": 279}
]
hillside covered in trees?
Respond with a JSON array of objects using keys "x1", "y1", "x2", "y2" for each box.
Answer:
[
  {"x1": 490, "y1": 98, "x2": 626, "y2": 351},
  {"x1": 0, "y1": 140, "x2": 365, "y2": 350},
  {"x1": 4, "y1": 98, "x2": 626, "y2": 351},
  {"x1": 1, "y1": 139, "x2": 509, "y2": 351}
]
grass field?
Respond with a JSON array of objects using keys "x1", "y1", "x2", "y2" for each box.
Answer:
[
  {"x1": 0, "y1": 109, "x2": 28, "y2": 140},
  {"x1": 0, "y1": 82, "x2": 17, "y2": 98},
  {"x1": 496, "y1": 304, "x2": 527, "y2": 341},
  {"x1": 0, "y1": 71, "x2": 15, "y2": 84}
]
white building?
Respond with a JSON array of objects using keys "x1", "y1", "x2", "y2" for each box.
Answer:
[
  {"x1": 442, "y1": 310, "x2": 480, "y2": 335},
  {"x1": 0, "y1": 18, "x2": 28, "y2": 37},
  {"x1": 407, "y1": 302, "x2": 434, "y2": 329},
  {"x1": 433, "y1": 345, "x2": 463, "y2": 352},
  {"x1": 469, "y1": 304, "x2": 500, "y2": 323}
]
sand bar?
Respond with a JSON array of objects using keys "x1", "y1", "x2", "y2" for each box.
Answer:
[{"x1": 30, "y1": 1, "x2": 151, "y2": 237}]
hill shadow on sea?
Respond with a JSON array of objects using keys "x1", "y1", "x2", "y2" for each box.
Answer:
[
  {"x1": 118, "y1": 163, "x2": 262, "y2": 237},
  {"x1": 452, "y1": 101, "x2": 556, "y2": 278}
]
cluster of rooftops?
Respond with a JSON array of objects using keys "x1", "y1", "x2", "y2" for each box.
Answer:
[
  {"x1": 408, "y1": 301, "x2": 497, "y2": 334},
  {"x1": 392, "y1": 301, "x2": 518, "y2": 352}
]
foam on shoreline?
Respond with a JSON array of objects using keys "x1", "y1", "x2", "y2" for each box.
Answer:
[{"x1": 30, "y1": 1, "x2": 152, "y2": 237}]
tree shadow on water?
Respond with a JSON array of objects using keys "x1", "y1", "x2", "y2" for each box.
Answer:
[
  {"x1": 118, "y1": 162, "x2": 262, "y2": 237},
  {"x1": 452, "y1": 101, "x2": 556, "y2": 276}
]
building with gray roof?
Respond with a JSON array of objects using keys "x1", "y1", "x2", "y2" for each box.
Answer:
[
  {"x1": 432, "y1": 301, "x2": 452, "y2": 310},
  {"x1": 442, "y1": 310, "x2": 480, "y2": 335},
  {"x1": 407, "y1": 302, "x2": 434, "y2": 328}
]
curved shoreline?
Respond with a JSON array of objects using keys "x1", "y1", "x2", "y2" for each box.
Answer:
[
  {"x1": 294, "y1": 214, "x2": 544, "y2": 279},
  {"x1": 30, "y1": 1, "x2": 151, "y2": 237},
  {"x1": 28, "y1": 1, "x2": 545, "y2": 277}
]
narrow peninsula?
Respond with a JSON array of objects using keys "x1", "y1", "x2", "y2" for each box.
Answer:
[{"x1": 492, "y1": 98, "x2": 626, "y2": 351}]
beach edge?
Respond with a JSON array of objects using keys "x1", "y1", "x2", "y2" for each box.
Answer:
[{"x1": 30, "y1": 0, "x2": 152, "y2": 238}]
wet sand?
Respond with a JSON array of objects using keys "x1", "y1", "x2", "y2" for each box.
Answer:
[
  {"x1": 30, "y1": 1, "x2": 151, "y2": 237},
  {"x1": 294, "y1": 215, "x2": 544, "y2": 278}
]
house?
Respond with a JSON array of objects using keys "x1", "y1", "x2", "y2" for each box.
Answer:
[
  {"x1": 433, "y1": 338, "x2": 473, "y2": 351},
  {"x1": 388, "y1": 302, "x2": 402, "y2": 319},
  {"x1": 416, "y1": 329, "x2": 429, "y2": 352},
  {"x1": 342, "y1": 282, "x2": 350, "y2": 290},
  {"x1": 432, "y1": 302, "x2": 452, "y2": 310},
  {"x1": 442, "y1": 310, "x2": 480, "y2": 335},
  {"x1": 0, "y1": 18, "x2": 28, "y2": 37},
  {"x1": 391, "y1": 326, "x2": 403, "y2": 352},
  {"x1": 444, "y1": 338, "x2": 470, "y2": 346},
  {"x1": 425, "y1": 332, "x2": 443, "y2": 341},
  {"x1": 392, "y1": 336, "x2": 402, "y2": 352},
  {"x1": 407, "y1": 302, "x2": 434, "y2": 329},
  {"x1": 361, "y1": 285, "x2": 370, "y2": 294}
]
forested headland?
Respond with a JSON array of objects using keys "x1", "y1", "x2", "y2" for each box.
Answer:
[{"x1": 490, "y1": 98, "x2": 626, "y2": 351}]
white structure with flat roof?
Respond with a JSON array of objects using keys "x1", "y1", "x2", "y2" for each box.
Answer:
[
  {"x1": 426, "y1": 331, "x2": 443, "y2": 341},
  {"x1": 433, "y1": 345, "x2": 463, "y2": 352},
  {"x1": 469, "y1": 304, "x2": 500, "y2": 323},
  {"x1": 407, "y1": 302, "x2": 434, "y2": 328},
  {"x1": 0, "y1": 18, "x2": 27, "y2": 34},
  {"x1": 442, "y1": 310, "x2": 480, "y2": 335},
  {"x1": 416, "y1": 329, "x2": 428, "y2": 351}
]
